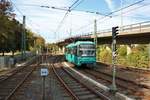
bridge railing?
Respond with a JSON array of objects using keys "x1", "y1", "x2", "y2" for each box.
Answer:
[
  {"x1": 121, "y1": 21, "x2": 150, "y2": 33},
  {"x1": 66, "y1": 21, "x2": 150, "y2": 40},
  {"x1": 97, "y1": 21, "x2": 150, "y2": 36}
]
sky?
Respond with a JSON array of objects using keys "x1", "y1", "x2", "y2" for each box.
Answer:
[{"x1": 11, "y1": 0, "x2": 150, "y2": 43}]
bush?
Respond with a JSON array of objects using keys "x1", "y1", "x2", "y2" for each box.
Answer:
[
  {"x1": 97, "y1": 44, "x2": 149, "y2": 68},
  {"x1": 127, "y1": 45, "x2": 149, "y2": 68},
  {"x1": 97, "y1": 45, "x2": 112, "y2": 63},
  {"x1": 117, "y1": 45, "x2": 127, "y2": 57}
]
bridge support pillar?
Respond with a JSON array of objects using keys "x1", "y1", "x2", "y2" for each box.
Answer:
[
  {"x1": 62, "y1": 46, "x2": 65, "y2": 54},
  {"x1": 127, "y1": 45, "x2": 132, "y2": 55},
  {"x1": 106, "y1": 44, "x2": 111, "y2": 52},
  {"x1": 58, "y1": 46, "x2": 65, "y2": 54},
  {"x1": 148, "y1": 42, "x2": 150, "y2": 68},
  {"x1": 58, "y1": 47, "x2": 61, "y2": 54}
]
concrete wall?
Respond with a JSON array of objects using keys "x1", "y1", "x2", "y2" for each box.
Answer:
[
  {"x1": 0, "y1": 52, "x2": 35, "y2": 69},
  {"x1": 0, "y1": 57, "x2": 9, "y2": 68}
]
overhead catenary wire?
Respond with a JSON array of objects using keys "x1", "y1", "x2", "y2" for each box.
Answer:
[
  {"x1": 10, "y1": 0, "x2": 82, "y2": 41},
  {"x1": 77, "y1": 1, "x2": 150, "y2": 36},
  {"x1": 75, "y1": 0, "x2": 145, "y2": 33},
  {"x1": 9, "y1": 0, "x2": 24, "y2": 16},
  {"x1": 54, "y1": 0, "x2": 85, "y2": 38},
  {"x1": 9, "y1": 0, "x2": 23, "y2": 21},
  {"x1": 9, "y1": 0, "x2": 46, "y2": 33},
  {"x1": 69, "y1": 0, "x2": 80, "y2": 9},
  {"x1": 112, "y1": 2, "x2": 150, "y2": 18},
  {"x1": 70, "y1": 0, "x2": 85, "y2": 11},
  {"x1": 9, "y1": 0, "x2": 147, "y2": 42}
]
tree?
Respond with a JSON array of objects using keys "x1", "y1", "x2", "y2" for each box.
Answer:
[
  {"x1": 0, "y1": 0, "x2": 46, "y2": 56},
  {"x1": 0, "y1": 0, "x2": 13, "y2": 15}
]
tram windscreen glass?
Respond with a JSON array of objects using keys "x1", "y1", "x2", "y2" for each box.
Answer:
[
  {"x1": 79, "y1": 44, "x2": 95, "y2": 56},
  {"x1": 79, "y1": 44, "x2": 95, "y2": 49}
]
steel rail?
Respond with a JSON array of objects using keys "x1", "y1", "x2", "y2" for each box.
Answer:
[
  {"x1": 0, "y1": 56, "x2": 38, "y2": 83},
  {"x1": 52, "y1": 56, "x2": 110, "y2": 100},
  {"x1": 82, "y1": 68, "x2": 149, "y2": 94},
  {"x1": 5, "y1": 64, "x2": 37, "y2": 100},
  {"x1": 93, "y1": 69, "x2": 150, "y2": 89},
  {"x1": 51, "y1": 63, "x2": 79, "y2": 100},
  {"x1": 84, "y1": 69, "x2": 135, "y2": 91},
  {"x1": 62, "y1": 66, "x2": 111, "y2": 100},
  {"x1": 0, "y1": 66, "x2": 27, "y2": 83}
]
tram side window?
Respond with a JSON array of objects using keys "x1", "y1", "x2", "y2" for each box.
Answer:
[
  {"x1": 73, "y1": 47, "x2": 77, "y2": 56},
  {"x1": 71, "y1": 48, "x2": 75, "y2": 55},
  {"x1": 67, "y1": 48, "x2": 70, "y2": 54},
  {"x1": 65, "y1": 48, "x2": 68, "y2": 53},
  {"x1": 79, "y1": 50, "x2": 83, "y2": 56}
]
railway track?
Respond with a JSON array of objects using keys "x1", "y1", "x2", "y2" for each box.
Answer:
[
  {"x1": 10, "y1": 64, "x2": 44, "y2": 100},
  {"x1": 75, "y1": 67, "x2": 149, "y2": 99},
  {"x1": 98, "y1": 62, "x2": 150, "y2": 74},
  {"x1": 0, "y1": 56, "x2": 39, "y2": 82},
  {"x1": 0, "y1": 60, "x2": 39, "y2": 100},
  {"x1": 50, "y1": 57, "x2": 111, "y2": 100},
  {"x1": 0, "y1": 65, "x2": 27, "y2": 82}
]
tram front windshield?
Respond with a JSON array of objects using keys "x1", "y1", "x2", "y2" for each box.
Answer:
[{"x1": 79, "y1": 44, "x2": 95, "y2": 57}]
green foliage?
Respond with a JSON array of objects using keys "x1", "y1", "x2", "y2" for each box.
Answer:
[
  {"x1": 0, "y1": 0, "x2": 13, "y2": 15},
  {"x1": 47, "y1": 43, "x2": 59, "y2": 53},
  {"x1": 35, "y1": 36, "x2": 45, "y2": 48},
  {"x1": 0, "y1": 1, "x2": 46, "y2": 55},
  {"x1": 0, "y1": 1, "x2": 20, "y2": 55},
  {"x1": 117, "y1": 45, "x2": 127, "y2": 57},
  {"x1": 117, "y1": 45, "x2": 127, "y2": 65},
  {"x1": 127, "y1": 45, "x2": 149, "y2": 68},
  {"x1": 26, "y1": 30, "x2": 35, "y2": 50},
  {"x1": 0, "y1": 14, "x2": 21, "y2": 53},
  {"x1": 97, "y1": 44, "x2": 149, "y2": 68},
  {"x1": 97, "y1": 45, "x2": 112, "y2": 63},
  {"x1": 0, "y1": 14, "x2": 45, "y2": 55}
]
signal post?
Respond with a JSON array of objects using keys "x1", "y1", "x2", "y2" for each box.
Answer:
[{"x1": 110, "y1": 26, "x2": 119, "y2": 93}]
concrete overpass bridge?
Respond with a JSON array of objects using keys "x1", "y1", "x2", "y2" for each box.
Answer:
[
  {"x1": 57, "y1": 21, "x2": 150, "y2": 45},
  {"x1": 91, "y1": 21, "x2": 150, "y2": 44},
  {"x1": 56, "y1": 21, "x2": 150, "y2": 53}
]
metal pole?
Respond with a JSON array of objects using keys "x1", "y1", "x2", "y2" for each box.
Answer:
[
  {"x1": 42, "y1": 76, "x2": 45, "y2": 100},
  {"x1": 121, "y1": 0, "x2": 123, "y2": 31},
  {"x1": 112, "y1": 39, "x2": 117, "y2": 92},
  {"x1": 149, "y1": 42, "x2": 150, "y2": 68},
  {"x1": 70, "y1": 13, "x2": 72, "y2": 37},
  {"x1": 34, "y1": 39, "x2": 36, "y2": 55},
  {"x1": 23, "y1": 16, "x2": 26, "y2": 59},
  {"x1": 21, "y1": 16, "x2": 25, "y2": 60},
  {"x1": 111, "y1": 27, "x2": 118, "y2": 92},
  {"x1": 94, "y1": 19, "x2": 97, "y2": 60},
  {"x1": 21, "y1": 23, "x2": 24, "y2": 60}
]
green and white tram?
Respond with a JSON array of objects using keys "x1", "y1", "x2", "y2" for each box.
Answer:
[{"x1": 65, "y1": 41, "x2": 96, "y2": 67}]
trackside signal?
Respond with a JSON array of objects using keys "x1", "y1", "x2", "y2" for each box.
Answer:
[
  {"x1": 111, "y1": 26, "x2": 119, "y2": 93},
  {"x1": 112, "y1": 26, "x2": 119, "y2": 39}
]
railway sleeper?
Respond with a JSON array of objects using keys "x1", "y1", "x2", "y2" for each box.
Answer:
[
  {"x1": 75, "y1": 91, "x2": 92, "y2": 95},
  {"x1": 73, "y1": 88, "x2": 87, "y2": 92},
  {"x1": 78, "y1": 94, "x2": 98, "y2": 100},
  {"x1": 68, "y1": 85, "x2": 83, "y2": 89}
]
